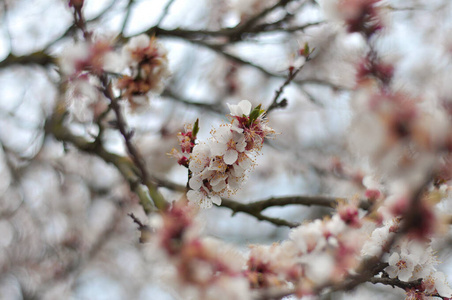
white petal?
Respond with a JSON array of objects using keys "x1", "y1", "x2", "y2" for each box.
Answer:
[
  {"x1": 227, "y1": 103, "x2": 240, "y2": 116},
  {"x1": 215, "y1": 126, "x2": 232, "y2": 142},
  {"x1": 210, "y1": 173, "x2": 225, "y2": 186},
  {"x1": 210, "y1": 195, "x2": 222, "y2": 206},
  {"x1": 189, "y1": 176, "x2": 203, "y2": 190},
  {"x1": 199, "y1": 197, "x2": 212, "y2": 209},
  {"x1": 435, "y1": 272, "x2": 452, "y2": 297},
  {"x1": 210, "y1": 142, "x2": 227, "y2": 156},
  {"x1": 238, "y1": 156, "x2": 252, "y2": 169},
  {"x1": 228, "y1": 175, "x2": 243, "y2": 189},
  {"x1": 187, "y1": 190, "x2": 202, "y2": 203},
  {"x1": 129, "y1": 34, "x2": 150, "y2": 49},
  {"x1": 224, "y1": 150, "x2": 238, "y2": 165},
  {"x1": 238, "y1": 100, "x2": 252, "y2": 116},
  {"x1": 385, "y1": 266, "x2": 398, "y2": 279},
  {"x1": 398, "y1": 268, "x2": 413, "y2": 282},
  {"x1": 212, "y1": 180, "x2": 227, "y2": 192},
  {"x1": 388, "y1": 252, "x2": 400, "y2": 266}
]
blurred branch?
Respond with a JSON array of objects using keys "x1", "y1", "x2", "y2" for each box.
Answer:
[
  {"x1": 220, "y1": 198, "x2": 299, "y2": 228},
  {"x1": 0, "y1": 51, "x2": 54, "y2": 69},
  {"x1": 45, "y1": 101, "x2": 160, "y2": 214},
  {"x1": 151, "y1": 177, "x2": 370, "y2": 227},
  {"x1": 267, "y1": 52, "x2": 313, "y2": 113},
  {"x1": 149, "y1": 29, "x2": 346, "y2": 100},
  {"x1": 0, "y1": 0, "x2": 119, "y2": 69},
  {"x1": 156, "y1": 0, "x2": 176, "y2": 27},
  {"x1": 241, "y1": 195, "x2": 370, "y2": 211},
  {"x1": 100, "y1": 76, "x2": 167, "y2": 210},
  {"x1": 128, "y1": 212, "x2": 152, "y2": 243},
  {"x1": 1, "y1": 1, "x2": 12, "y2": 53},
  {"x1": 45, "y1": 0, "x2": 120, "y2": 50},
  {"x1": 369, "y1": 277, "x2": 423, "y2": 290},
  {"x1": 120, "y1": 0, "x2": 135, "y2": 34}
]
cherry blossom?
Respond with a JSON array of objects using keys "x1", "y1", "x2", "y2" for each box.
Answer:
[{"x1": 210, "y1": 126, "x2": 246, "y2": 165}]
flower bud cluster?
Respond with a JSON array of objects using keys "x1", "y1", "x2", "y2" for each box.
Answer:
[
  {"x1": 319, "y1": 0, "x2": 383, "y2": 37},
  {"x1": 362, "y1": 218, "x2": 452, "y2": 299},
  {"x1": 242, "y1": 212, "x2": 369, "y2": 296},
  {"x1": 150, "y1": 203, "x2": 251, "y2": 300},
  {"x1": 169, "y1": 121, "x2": 198, "y2": 167},
  {"x1": 116, "y1": 35, "x2": 171, "y2": 109},
  {"x1": 150, "y1": 184, "x2": 452, "y2": 299},
  {"x1": 182, "y1": 100, "x2": 274, "y2": 208},
  {"x1": 59, "y1": 40, "x2": 112, "y2": 78},
  {"x1": 59, "y1": 34, "x2": 171, "y2": 120}
]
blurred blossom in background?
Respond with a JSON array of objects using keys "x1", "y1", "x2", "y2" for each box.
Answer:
[{"x1": 1, "y1": 0, "x2": 452, "y2": 299}]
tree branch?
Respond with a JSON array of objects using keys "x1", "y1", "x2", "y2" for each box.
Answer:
[
  {"x1": 45, "y1": 102, "x2": 161, "y2": 214},
  {"x1": 220, "y1": 198, "x2": 299, "y2": 227},
  {"x1": 0, "y1": 51, "x2": 54, "y2": 69},
  {"x1": 369, "y1": 277, "x2": 423, "y2": 290},
  {"x1": 150, "y1": 177, "x2": 371, "y2": 227},
  {"x1": 99, "y1": 76, "x2": 166, "y2": 210}
]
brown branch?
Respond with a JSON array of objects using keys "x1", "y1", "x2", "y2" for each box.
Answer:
[
  {"x1": 128, "y1": 212, "x2": 152, "y2": 243},
  {"x1": 244, "y1": 195, "x2": 370, "y2": 211},
  {"x1": 120, "y1": 0, "x2": 135, "y2": 34},
  {"x1": 0, "y1": 52, "x2": 54, "y2": 69},
  {"x1": 156, "y1": 0, "x2": 176, "y2": 27},
  {"x1": 45, "y1": 103, "x2": 160, "y2": 214},
  {"x1": 369, "y1": 277, "x2": 423, "y2": 290},
  {"x1": 220, "y1": 198, "x2": 299, "y2": 228},
  {"x1": 99, "y1": 77, "x2": 167, "y2": 210},
  {"x1": 267, "y1": 52, "x2": 312, "y2": 113},
  {"x1": 44, "y1": 0, "x2": 120, "y2": 50},
  {"x1": 151, "y1": 177, "x2": 371, "y2": 228}
]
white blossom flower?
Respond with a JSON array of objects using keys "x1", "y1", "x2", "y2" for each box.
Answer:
[
  {"x1": 122, "y1": 34, "x2": 151, "y2": 66},
  {"x1": 289, "y1": 220, "x2": 326, "y2": 254},
  {"x1": 424, "y1": 271, "x2": 452, "y2": 298},
  {"x1": 187, "y1": 188, "x2": 221, "y2": 208},
  {"x1": 361, "y1": 222, "x2": 394, "y2": 257},
  {"x1": 385, "y1": 240, "x2": 425, "y2": 282},
  {"x1": 227, "y1": 100, "x2": 252, "y2": 117},
  {"x1": 300, "y1": 252, "x2": 335, "y2": 284},
  {"x1": 211, "y1": 126, "x2": 246, "y2": 165},
  {"x1": 189, "y1": 143, "x2": 212, "y2": 174},
  {"x1": 386, "y1": 251, "x2": 417, "y2": 281}
]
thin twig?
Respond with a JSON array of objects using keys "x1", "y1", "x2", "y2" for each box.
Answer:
[
  {"x1": 1, "y1": 1, "x2": 12, "y2": 53},
  {"x1": 45, "y1": 102, "x2": 158, "y2": 214},
  {"x1": 369, "y1": 277, "x2": 423, "y2": 290},
  {"x1": 120, "y1": 0, "x2": 135, "y2": 34},
  {"x1": 156, "y1": 0, "x2": 176, "y2": 27},
  {"x1": 99, "y1": 76, "x2": 167, "y2": 210},
  {"x1": 220, "y1": 198, "x2": 299, "y2": 227},
  {"x1": 267, "y1": 52, "x2": 312, "y2": 113}
]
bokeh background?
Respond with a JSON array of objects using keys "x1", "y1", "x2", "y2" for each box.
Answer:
[{"x1": 1, "y1": 0, "x2": 452, "y2": 299}]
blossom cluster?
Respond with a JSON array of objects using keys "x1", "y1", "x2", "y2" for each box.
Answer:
[
  {"x1": 149, "y1": 187, "x2": 452, "y2": 300},
  {"x1": 362, "y1": 217, "x2": 452, "y2": 299},
  {"x1": 172, "y1": 100, "x2": 274, "y2": 208},
  {"x1": 59, "y1": 34, "x2": 171, "y2": 121},
  {"x1": 158, "y1": 3, "x2": 452, "y2": 297},
  {"x1": 149, "y1": 203, "x2": 251, "y2": 300},
  {"x1": 149, "y1": 200, "x2": 363, "y2": 299},
  {"x1": 116, "y1": 35, "x2": 171, "y2": 110},
  {"x1": 319, "y1": 0, "x2": 383, "y2": 37}
]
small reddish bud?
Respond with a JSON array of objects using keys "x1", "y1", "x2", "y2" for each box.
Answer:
[{"x1": 69, "y1": 0, "x2": 84, "y2": 8}]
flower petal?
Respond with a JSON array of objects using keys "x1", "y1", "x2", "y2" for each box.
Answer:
[
  {"x1": 224, "y1": 150, "x2": 238, "y2": 165},
  {"x1": 210, "y1": 195, "x2": 222, "y2": 206},
  {"x1": 238, "y1": 100, "x2": 252, "y2": 116}
]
